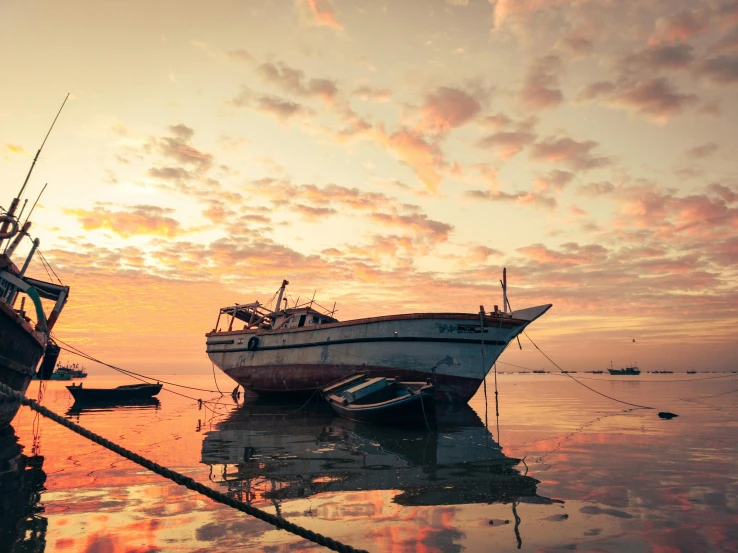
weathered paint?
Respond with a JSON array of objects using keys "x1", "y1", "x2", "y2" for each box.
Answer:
[
  {"x1": 0, "y1": 300, "x2": 45, "y2": 427},
  {"x1": 207, "y1": 307, "x2": 551, "y2": 403}
]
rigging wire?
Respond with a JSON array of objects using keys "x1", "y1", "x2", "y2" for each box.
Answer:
[
  {"x1": 53, "y1": 336, "x2": 223, "y2": 395},
  {"x1": 37, "y1": 249, "x2": 63, "y2": 285},
  {"x1": 522, "y1": 331, "x2": 655, "y2": 410}
]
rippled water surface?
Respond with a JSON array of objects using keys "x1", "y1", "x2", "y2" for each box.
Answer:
[{"x1": 3, "y1": 372, "x2": 737, "y2": 552}]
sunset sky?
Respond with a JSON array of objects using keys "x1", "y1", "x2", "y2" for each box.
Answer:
[{"x1": 1, "y1": 0, "x2": 736, "y2": 374}]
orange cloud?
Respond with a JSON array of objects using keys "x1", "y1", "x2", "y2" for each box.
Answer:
[
  {"x1": 298, "y1": 0, "x2": 343, "y2": 31},
  {"x1": 66, "y1": 204, "x2": 184, "y2": 238},
  {"x1": 373, "y1": 126, "x2": 446, "y2": 192}
]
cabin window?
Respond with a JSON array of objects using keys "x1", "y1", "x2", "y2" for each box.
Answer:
[
  {"x1": 298, "y1": 315, "x2": 307, "y2": 327},
  {"x1": 312, "y1": 315, "x2": 319, "y2": 324}
]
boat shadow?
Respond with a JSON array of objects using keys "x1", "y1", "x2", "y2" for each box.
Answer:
[{"x1": 201, "y1": 399, "x2": 554, "y2": 508}]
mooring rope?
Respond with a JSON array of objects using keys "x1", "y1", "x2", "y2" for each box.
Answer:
[
  {"x1": 0, "y1": 381, "x2": 368, "y2": 553},
  {"x1": 523, "y1": 332, "x2": 655, "y2": 410}
]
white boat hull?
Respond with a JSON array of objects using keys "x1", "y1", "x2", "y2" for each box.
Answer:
[{"x1": 207, "y1": 306, "x2": 550, "y2": 403}]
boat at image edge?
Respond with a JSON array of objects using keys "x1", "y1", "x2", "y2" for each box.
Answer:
[
  {"x1": 206, "y1": 275, "x2": 551, "y2": 403},
  {"x1": 0, "y1": 101, "x2": 71, "y2": 428}
]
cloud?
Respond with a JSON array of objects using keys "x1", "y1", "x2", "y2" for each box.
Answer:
[
  {"x1": 694, "y1": 54, "x2": 738, "y2": 84},
  {"x1": 530, "y1": 136, "x2": 611, "y2": 171},
  {"x1": 477, "y1": 130, "x2": 537, "y2": 159},
  {"x1": 368, "y1": 212, "x2": 453, "y2": 242},
  {"x1": 619, "y1": 44, "x2": 694, "y2": 74},
  {"x1": 577, "y1": 181, "x2": 616, "y2": 197},
  {"x1": 417, "y1": 86, "x2": 484, "y2": 134},
  {"x1": 230, "y1": 87, "x2": 312, "y2": 121},
  {"x1": 518, "y1": 242, "x2": 608, "y2": 265},
  {"x1": 352, "y1": 86, "x2": 392, "y2": 102},
  {"x1": 575, "y1": 81, "x2": 616, "y2": 103},
  {"x1": 373, "y1": 126, "x2": 446, "y2": 192},
  {"x1": 607, "y1": 78, "x2": 699, "y2": 123},
  {"x1": 558, "y1": 33, "x2": 594, "y2": 56},
  {"x1": 533, "y1": 169, "x2": 575, "y2": 192},
  {"x1": 492, "y1": 0, "x2": 577, "y2": 27},
  {"x1": 708, "y1": 26, "x2": 738, "y2": 55},
  {"x1": 649, "y1": 9, "x2": 711, "y2": 45},
  {"x1": 520, "y1": 55, "x2": 564, "y2": 111},
  {"x1": 577, "y1": 76, "x2": 698, "y2": 123},
  {"x1": 685, "y1": 142, "x2": 719, "y2": 159},
  {"x1": 464, "y1": 189, "x2": 557, "y2": 209},
  {"x1": 707, "y1": 183, "x2": 738, "y2": 203},
  {"x1": 296, "y1": 0, "x2": 343, "y2": 31},
  {"x1": 4, "y1": 143, "x2": 24, "y2": 154},
  {"x1": 66, "y1": 204, "x2": 184, "y2": 238},
  {"x1": 479, "y1": 112, "x2": 513, "y2": 131},
  {"x1": 156, "y1": 124, "x2": 213, "y2": 171},
  {"x1": 257, "y1": 61, "x2": 338, "y2": 104}
]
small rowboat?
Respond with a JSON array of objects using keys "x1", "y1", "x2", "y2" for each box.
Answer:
[
  {"x1": 320, "y1": 374, "x2": 435, "y2": 425},
  {"x1": 66, "y1": 382, "x2": 162, "y2": 402}
]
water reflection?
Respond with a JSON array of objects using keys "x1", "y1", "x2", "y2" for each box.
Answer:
[
  {"x1": 0, "y1": 425, "x2": 47, "y2": 553},
  {"x1": 66, "y1": 397, "x2": 161, "y2": 417},
  {"x1": 201, "y1": 400, "x2": 553, "y2": 510}
]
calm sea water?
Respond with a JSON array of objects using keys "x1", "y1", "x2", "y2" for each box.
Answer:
[{"x1": 3, "y1": 372, "x2": 737, "y2": 553}]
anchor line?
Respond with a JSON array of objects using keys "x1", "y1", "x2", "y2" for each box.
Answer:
[{"x1": 0, "y1": 381, "x2": 368, "y2": 553}]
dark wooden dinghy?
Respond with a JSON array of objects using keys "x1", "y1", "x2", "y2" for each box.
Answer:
[
  {"x1": 321, "y1": 374, "x2": 435, "y2": 425},
  {"x1": 66, "y1": 382, "x2": 162, "y2": 402}
]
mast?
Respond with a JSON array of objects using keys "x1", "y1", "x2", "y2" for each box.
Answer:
[
  {"x1": 274, "y1": 280, "x2": 289, "y2": 314},
  {"x1": 0, "y1": 94, "x2": 69, "y2": 251}
]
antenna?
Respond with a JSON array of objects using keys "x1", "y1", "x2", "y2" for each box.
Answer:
[
  {"x1": 23, "y1": 183, "x2": 48, "y2": 226},
  {"x1": 17, "y1": 93, "x2": 70, "y2": 200}
]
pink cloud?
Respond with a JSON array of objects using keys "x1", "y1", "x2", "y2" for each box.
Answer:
[
  {"x1": 649, "y1": 9, "x2": 711, "y2": 45},
  {"x1": 530, "y1": 136, "x2": 611, "y2": 171},
  {"x1": 517, "y1": 242, "x2": 608, "y2": 265},
  {"x1": 477, "y1": 129, "x2": 537, "y2": 159},
  {"x1": 418, "y1": 86, "x2": 484, "y2": 135},
  {"x1": 521, "y1": 55, "x2": 564, "y2": 111},
  {"x1": 607, "y1": 78, "x2": 699, "y2": 123}
]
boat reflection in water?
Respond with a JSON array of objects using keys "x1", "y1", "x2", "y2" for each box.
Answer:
[
  {"x1": 66, "y1": 397, "x2": 161, "y2": 417},
  {"x1": 0, "y1": 425, "x2": 47, "y2": 553},
  {"x1": 202, "y1": 400, "x2": 553, "y2": 526}
]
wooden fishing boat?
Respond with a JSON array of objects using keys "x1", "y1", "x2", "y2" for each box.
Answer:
[
  {"x1": 0, "y1": 97, "x2": 71, "y2": 428},
  {"x1": 66, "y1": 382, "x2": 162, "y2": 402},
  {"x1": 320, "y1": 373, "x2": 435, "y2": 425},
  {"x1": 206, "y1": 275, "x2": 551, "y2": 403}
]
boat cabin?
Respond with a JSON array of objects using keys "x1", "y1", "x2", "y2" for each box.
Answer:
[{"x1": 273, "y1": 308, "x2": 337, "y2": 330}]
